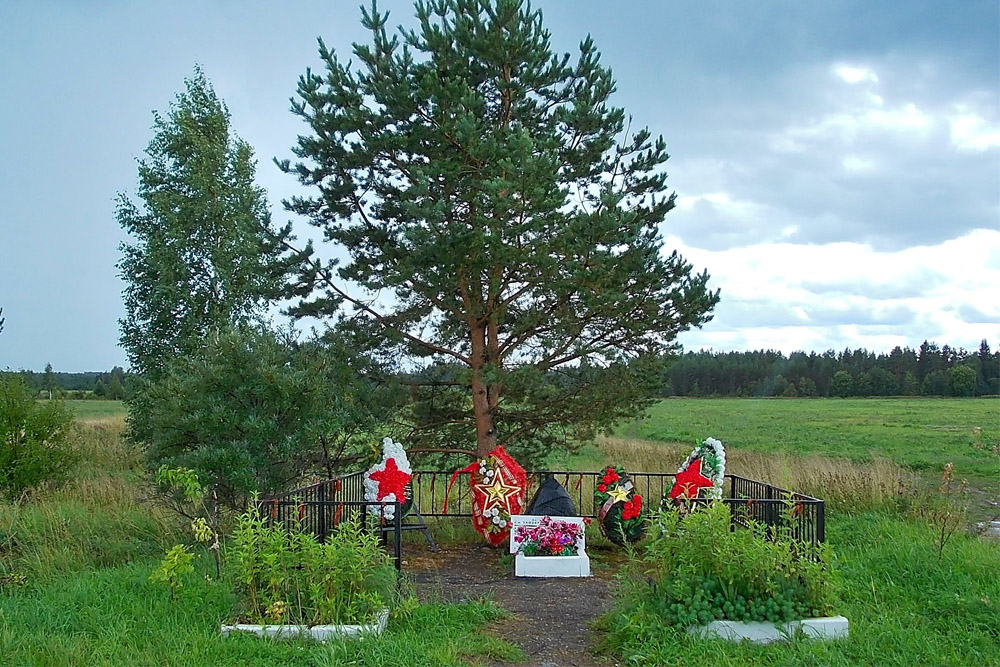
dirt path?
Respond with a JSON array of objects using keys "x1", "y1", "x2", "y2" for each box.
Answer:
[{"x1": 407, "y1": 543, "x2": 623, "y2": 666}]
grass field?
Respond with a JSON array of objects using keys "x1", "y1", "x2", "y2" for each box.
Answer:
[
  {"x1": 618, "y1": 397, "x2": 997, "y2": 471},
  {"x1": 67, "y1": 399, "x2": 127, "y2": 421},
  {"x1": 3, "y1": 399, "x2": 995, "y2": 665},
  {"x1": 612, "y1": 397, "x2": 999, "y2": 498}
]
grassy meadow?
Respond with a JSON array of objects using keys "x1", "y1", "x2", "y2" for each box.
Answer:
[
  {"x1": 2, "y1": 398, "x2": 997, "y2": 665},
  {"x1": 604, "y1": 397, "x2": 1000, "y2": 519},
  {"x1": 617, "y1": 397, "x2": 997, "y2": 472},
  {"x1": 68, "y1": 399, "x2": 127, "y2": 422},
  {"x1": 0, "y1": 418, "x2": 523, "y2": 666}
]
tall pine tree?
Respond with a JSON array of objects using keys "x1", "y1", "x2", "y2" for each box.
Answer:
[
  {"x1": 278, "y1": 1, "x2": 719, "y2": 460},
  {"x1": 118, "y1": 67, "x2": 302, "y2": 379}
]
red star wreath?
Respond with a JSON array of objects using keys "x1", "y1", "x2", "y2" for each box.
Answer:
[
  {"x1": 668, "y1": 437, "x2": 727, "y2": 501},
  {"x1": 668, "y1": 459, "x2": 715, "y2": 499},
  {"x1": 443, "y1": 446, "x2": 526, "y2": 547},
  {"x1": 363, "y1": 438, "x2": 413, "y2": 521}
]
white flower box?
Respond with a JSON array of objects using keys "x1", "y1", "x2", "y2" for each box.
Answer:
[
  {"x1": 688, "y1": 615, "x2": 849, "y2": 643},
  {"x1": 514, "y1": 551, "x2": 591, "y2": 577},
  {"x1": 222, "y1": 608, "x2": 389, "y2": 641},
  {"x1": 509, "y1": 515, "x2": 591, "y2": 577}
]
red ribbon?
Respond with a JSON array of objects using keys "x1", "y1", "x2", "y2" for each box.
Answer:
[{"x1": 442, "y1": 459, "x2": 480, "y2": 514}]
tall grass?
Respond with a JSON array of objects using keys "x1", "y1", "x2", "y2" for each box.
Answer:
[
  {"x1": 0, "y1": 556, "x2": 522, "y2": 667},
  {"x1": 0, "y1": 417, "x2": 525, "y2": 666},
  {"x1": 594, "y1": 436, "x2": 915, "y2": 512},
  {"x1": 0, "y1": 418, "x2": 180, "y2": 582}
]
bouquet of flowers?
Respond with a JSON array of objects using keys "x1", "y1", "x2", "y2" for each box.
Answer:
[{"x1": 513, "y1": 516, "x2": 586, "y2": 557}]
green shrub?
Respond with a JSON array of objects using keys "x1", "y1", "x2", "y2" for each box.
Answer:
[
  {"x1": 0, "y1": 376, "x2": 75, "y2": 501},
  {"x1": 149, "y1": 544, "x2": 195, "y2": 600},
  {"x1": 228, "y1": 504, "x2": 396, "y2": 626},
  {"x1": 614, "y1": 502, "x2": 838, "y2": 629},
  {"x1": 128, "y1": 326, "x2": 388, "y2": 510}
]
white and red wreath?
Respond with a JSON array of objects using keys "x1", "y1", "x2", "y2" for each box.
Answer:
[
  {"x1": 363, "y1": 437, "x2": 412, "y2": 521},
  {"x1": 668, "y1": 436, "x2": 726, "y2": 500}
]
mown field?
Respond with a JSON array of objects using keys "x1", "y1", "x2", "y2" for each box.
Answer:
[{"x1": 3, "y1": 398, "x2": 995, "y2": 665}]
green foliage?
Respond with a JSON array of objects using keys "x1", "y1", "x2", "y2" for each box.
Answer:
[
  {"x1": 155, "y1": 465, "x2": 204, "y2": 503},
  {"x1": 117, "y1": 66, "x2": 301, "y2": 381},
  {"x1": 0, "y1": 376, "x2": 75, "y2": 500},
  {"x1": 615, "y1": 502, "x2": 837, "y2": 630},
  {"x1": 129, "y1": 326, "x2": 386, "y2": 508},
  {"x1": 950, "y1": 365, "x2": 977, "y2": 397},
  {"x1": 830, "y1": 370, "x2": 853, "y2": 397},
  {"x1": 662, "y1": 341, "x2": 997, "y2": 397},
  {"x1": 229, "y1": 503, "x2": 396, "y2": 626},
  {"x1": 154, "y1": 465, "x2": 222, "y2": 576},
  {"x1": 106, "y1": 373, "x2": 127, "y2": 400},
  {"x1": 279, "y1": 0, "x2": 718, "y2": 459},
  {"x1": 149, "y1": 544, "x2": 195, "y2": 599},
  {"x1": 600, "y1": 511, "x2": 1000, "y2": 666},
  {"x1": 42, "y1": 363, "x2": 57, "y2": 398}
]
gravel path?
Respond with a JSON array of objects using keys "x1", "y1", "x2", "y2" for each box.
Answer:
[{"x1": 407, "y1": 543, "x2": 624, "y2": 667}]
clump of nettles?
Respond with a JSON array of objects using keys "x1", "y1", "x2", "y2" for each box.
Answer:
[{"x1": 612, "y1": 501, "x2": 838, "y2": 629}]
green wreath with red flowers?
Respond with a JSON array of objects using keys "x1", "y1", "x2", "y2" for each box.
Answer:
[{"x1": 594, "y1": 465, "x2": 645, "y2": 546}]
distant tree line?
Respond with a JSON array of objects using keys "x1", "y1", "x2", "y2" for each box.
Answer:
[
  {"x1": 14, "y1": 365, "x2": 130, "y2": 400},
  {"x1": 663, "y1": 340, "x2": 998, "y2": 398}
]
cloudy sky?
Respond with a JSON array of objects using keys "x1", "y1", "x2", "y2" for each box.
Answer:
[{"x1": 1, "y1": 0, "x2": 997, "y2": 372}]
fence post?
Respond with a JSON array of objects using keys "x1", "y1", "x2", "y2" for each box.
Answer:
[
  {"x1": 816, "y1": 500, "x2": 825, "y2": 546},
  {"x1": 393, "y1": 501, "x2": 402, "y2": 572},
  {"x1": 317, "y1": 482, "x2": 327, "y2": 542},
  {"x1": 765, "y1": 483, "x2": 775, "y2": 538}
]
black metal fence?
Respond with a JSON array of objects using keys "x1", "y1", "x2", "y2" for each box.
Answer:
[
  {"x1": 264, "y1": 469, "x2": 825, "y2": 570},
  {"x1": 259, "y1": 478, "x2": 402, "y2": 571},
  {"x1": 411, "y1": 470, "x2": 823, "y2": 545}
]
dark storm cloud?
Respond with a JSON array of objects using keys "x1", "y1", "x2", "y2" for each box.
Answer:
[{"x1": 536, "y1": 1, "x2": 1000, "y2": 252}]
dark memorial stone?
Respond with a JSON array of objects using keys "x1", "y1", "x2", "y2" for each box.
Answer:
[{"x1": 526, "y1": 476, "x2": 577, "y2": 517}]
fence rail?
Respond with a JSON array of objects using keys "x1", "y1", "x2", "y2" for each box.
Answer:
[
  {"x1": 266, "y1": 469, "x2": 825, "y2": 570},
  {"x1": 256, "y1": 494, "x2": 402, "y2": 571}
]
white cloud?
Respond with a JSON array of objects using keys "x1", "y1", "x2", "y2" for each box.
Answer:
[
  {"x1": 949, "y1": 105, "x2": 1000, "y2": 151},
  {"x1": 833, "y1": 64, "x2": 879, "y2": 85},
  {"x1": 841, "y1": 155, "x2": 878, "y2": 173},
  {"x1": 671, "y1": 229, "x2": 1000, "y2": 353}
]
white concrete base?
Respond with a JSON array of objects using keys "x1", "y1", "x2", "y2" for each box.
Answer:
[
  {"x1": 514, "y1": 552, "x2": 591, "y2": 577},
  {"x1": 222, "y1": 608, "x2": 389, "y2": 641},
  {"x1": 689, "y1": 616, "x2": 849, "y2": 643}
]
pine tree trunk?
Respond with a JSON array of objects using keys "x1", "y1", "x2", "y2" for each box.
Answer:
[{"x1": 470, "y1": 323, "x2": 497, "y2": 457}]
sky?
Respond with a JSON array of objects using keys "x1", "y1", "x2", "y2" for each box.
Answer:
[{"x1": 0, "y1": 0, "x2": 997, "y2": 372}]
